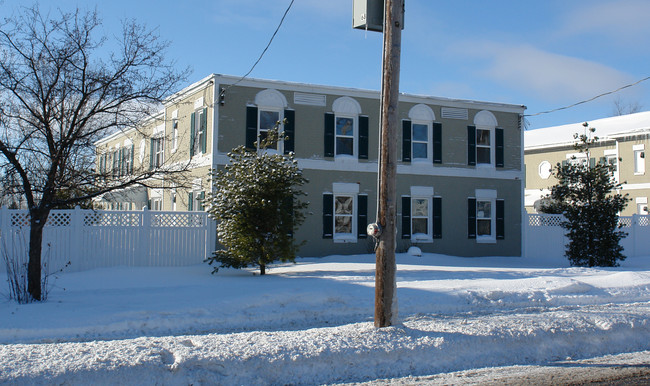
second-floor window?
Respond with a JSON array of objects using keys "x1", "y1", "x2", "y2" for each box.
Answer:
[
  {"x1": 151, "y1": 137, "x2": 164, "y2": 169},
  {"x1": 476, "y1": 128, "x2": 491, "y2": 164},
  {"x1": 190, "y1": 108, "x2": 207, "y2": 157},
  {"x1": 335, "y1": 116, "x2": 355, "y2": 156},
  {"x1": 634, "y1": 146, "x2": 645, "y2": 175},
  {"x1": 259, "y1": 109, "x2": 281, "y2": 150}
]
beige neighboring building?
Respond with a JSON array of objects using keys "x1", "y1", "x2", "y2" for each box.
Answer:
[{"x1": 525, "y1": 111, "x2": 650, "y2": 216}]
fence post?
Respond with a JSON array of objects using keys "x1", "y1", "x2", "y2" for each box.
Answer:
[
  {"x1": 631, "y1": 214, "x2": 637, "y2": 258},
  {"x1": 142, "y1": 207, "x2": 151, "y2": 266},
  {"x1": 71, "y1": 206, "x2": 82, "y2": 270}
]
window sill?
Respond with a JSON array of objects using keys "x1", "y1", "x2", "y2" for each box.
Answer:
[
  {"x1": 476, "y1": 237, "x2": 496, "y2": 244},
  {"x1": 634, "y1": 172, "x2": 645, "y2": 176},
  {"x1": 411, "y1": 235, "x2": 433, "y2": 243}
]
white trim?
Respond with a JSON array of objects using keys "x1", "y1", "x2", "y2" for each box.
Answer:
[
  {"x1": 538, "y1": 160, "x2": 551, "y2": 179},
  {"x1": 474, "y1": 110, "x2": 498, "y2": 127},
  {"x1": 171, "y1": 109, "x2": 178, "y2": 119},
  {"x1": 332, "y1": 96, "x2": 362, "y2": 115},
  {"x1": 636, "y1": 197, "x2": 648, "y2": 204},
  {"x1": 410, "y1": 186, "x2": 434, "y2": 196},
  {"x1": 604, "y1": 149, "x2": 617, "y2": 156},
  {"x1": 333, "y1": 182, "x2": 359, "y2": 195},
  {"x1": 408, "y1": 104, "x2": 435, "y2": 121},
  {"x1": 633, "y1": 144, "x2": 645, "y2": 151},
  {"x1": 254, "y1": 88, "x2": 288, "y2": 108},
  {"x1": 475, "y1": 189, "x2": 497, "y2": 199},
  {"x1": 153, "y1": 123, "x2": 165, "y2": 136}
]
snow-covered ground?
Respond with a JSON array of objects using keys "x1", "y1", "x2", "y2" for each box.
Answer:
[{"x1": 1, "y1": 253, "x2": 649, "y2": 384}]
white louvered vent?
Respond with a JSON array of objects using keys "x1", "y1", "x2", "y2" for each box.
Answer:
[
  {"x1": 294, "y1": 92, "x2": 327, "y2": 106},
  {"x1": 441, "y1": 107, "x2": 469, "y2": 120}
]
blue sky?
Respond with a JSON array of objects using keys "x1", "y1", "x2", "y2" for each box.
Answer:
[{"x1": 2, "y1": 0, "x2": 649, "y2": 130}]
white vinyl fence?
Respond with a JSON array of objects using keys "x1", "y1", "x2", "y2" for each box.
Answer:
[
  {"x1": 525, "y1": 213, "x2": 650, "y2": 260},
  {"x1": 0, "y1": 207, "x2": 217, "y2": 274}
]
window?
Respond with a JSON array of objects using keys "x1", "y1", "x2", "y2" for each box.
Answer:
[
  {"x1": 122, "y1": 145, "x2": 133, "y2": 175},
  {"x1": 468, "y1": 190, "x2": 504, "y2": 243},
  {"x1": 171, "y1": 189, "x2": 177, "y2": 211},
  {"x1": 468, "y1": 111, "x2": 503, "y2": 168},
  {"x1": 322, "y1": 183, "x2": 366, "y2": 242},
  {"x1": 401, "y1": 187, "x2": 441, "y2": 242},
  {"x1": 151, "y1": 198, "x2": 162, "y2": 211},
  {"x1": 476, "y1": 129, "x2": 491, "y2": 164},
  {"x1": 412, "y1": 123, "x2": 429, "y2": 160},
  {"x1": 476, "y1": 200, "x2": 492, "y2": 237},
  {"x1": 538, "y1": 161, "x2": 552, "y2": 179},
  {"x1": 634, "y1": 147, "x2": 645, "y2": 175},
  {"x1": 151, "y1": 137, "x2": 164, "y2": 168},
  {"x1": 191, "y1": 108, "x2": 207, "y2": 157},
  {"x1": 334, "y1": 195, "x2": 354, "y2": 235},
  {"x1": 412, "y1": 198, "x2": 430, "y2": 236},
  {"x1": 259, "y1": 109, "x2": 281, "y2": 150},
  {"x1": 336, "y1": 116, "x2": 355, "y2": 156},
  {"x1": 603, "y1": 151, "x2": 618, "y2": 182},
  {"x1": 325, "y1": 97, "x2": 367, "y2": 160},
  {"x1": 112, "y1": 149, "x2": 120, "y2": 177}
]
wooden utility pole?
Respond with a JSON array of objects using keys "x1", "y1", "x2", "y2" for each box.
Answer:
[{"x1": 375, "y1": 0, "x2": 403, "y2": 328}]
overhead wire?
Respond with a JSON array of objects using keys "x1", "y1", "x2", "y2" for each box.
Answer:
[
  {"x1": 525, "y1": 76, "x2": 650, "y2": 117},
  {"x1": 220, "y1": 0, "x2": 295, "y2": 97}
]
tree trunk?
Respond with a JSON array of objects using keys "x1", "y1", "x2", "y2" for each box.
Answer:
[
  {"x1": 27, "y1": 211, "x2": 48, "y2": 301},
  {"x1": 260, "y1": 263, "x2": 266, "y2": 276}
]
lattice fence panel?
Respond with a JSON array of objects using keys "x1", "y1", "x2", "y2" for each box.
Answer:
[
  {"x1": 528, "y1": 214, "x2": 563, "y2": 227},
  {"x1": 618, "y1": 217, "x2": 633, "y2": 228},
  {"x1": 152, "y1": 213, "x2": 206, "y2": 228},
  {"x1": 83, "y1": 212, "x2": 141, "y2": 227},
  {"x1": 638, "y1": 216, "x2": 649, "y2": 227},
  {"x1": 10, "y1": 212, "x2": 30, "y2": 227},
  {"x1": 46, "y1": 212, "x2": 71, "y2": 227}
]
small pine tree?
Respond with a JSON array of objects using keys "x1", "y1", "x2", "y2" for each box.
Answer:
[
  {"x1": 204, "y1": 124, "x2": 308, "y2": 275},
  {"x1": 540, "y1": 123, "x2": 629, "y2": 267}
]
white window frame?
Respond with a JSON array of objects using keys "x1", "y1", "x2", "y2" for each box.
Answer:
[
  {"x1": 334, "y1": 114, "x2": 357, "y2": 158},
  {"x1": 150, "y1": 188, "x2": 163, "y2": 211},
  {"x1": 475, "y1": 127, "x2": 494, "y2": 166},
  {"x1": 332, "y1": 182, "x2": 359, "y2": 243},
  {"x1": 475, "y1": 189, "x2": 497, "y2": 244},
  {"x1": 566, "y1": 152, "x2": 588, "y2": 167},
  {"x1": 604, "y1": 149, "x2": 619, "y2": 183},
  {"x1": 411, "y1": 120, "x2": 432, "y2": 162},
  {"x1": 193, "y1": 108, "x2": 206, "y2": 156},
  {"x1": 634, "y1": 144, "x2": 645, "y2": 175},
  {"x1": 410, "y1": 186, "x2": 433, "y2": 242},
  {"x1": 538, "y1": 160, "x2": 552, "y2": 179},
  {"x1": 257, "y1": 107, "x2": 284, "y2": 153},
  {"x1": 171, "y1": 109, "x2": 179, "y2": 152}
]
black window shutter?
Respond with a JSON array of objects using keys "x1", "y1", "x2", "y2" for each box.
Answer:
[
  {"x1": 495, "y1": 127, "x2": 504, "y2": 168},
  {"x1": 359, "y1": 115, "x2": 369, "y2": 159},
  {"x1": 402, "y1": 120, "x2": 411, "y2": 162},
  {"x1": 433, "y1": 123, "x2": 442, "y2": 164},
  {"x1": 357, "y1": 194, "x2": 368, "y2": 238},
  {"x1": 467, "y1": 126, "x2": 476, "y2": 166},
  {"x1": 201, "y1": 107, "x2": 208, "y2": 154},
  {"x1": 324, "y1": 113, "x2": 334, "y2": 157},
  {"x1": 433, "y1": 196, "x2": 442, "y2": 239},
  {"x1": 468, "y1": 198, "x2": 477, "y2": 239},
  {"x1": 322, "y1": 193, "x2": 333, "y2": 238},
  {"x1": 496, "y1": 199, "x2": 505, "y2": 240},
  {"x1": 189, "y1": 112, "x2": 196, "y2": 157},
  {"x1": 246, "y1": 106, "x2": 258, "y2": 150},
  {"x1": 284, "y1": 109, "x2": 295, "y2": 154},
  {"x1": 401, "y1": 196, "x2": 411, "y2": 239}
]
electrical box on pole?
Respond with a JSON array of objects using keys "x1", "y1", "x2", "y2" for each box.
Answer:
[{"x1": 353, "y1": 0, "x2": 404, "y2": 32}]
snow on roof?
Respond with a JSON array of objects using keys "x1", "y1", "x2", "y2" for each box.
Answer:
[{"x1": 525, "y1": 111, "x2": 650, "y2": 150}]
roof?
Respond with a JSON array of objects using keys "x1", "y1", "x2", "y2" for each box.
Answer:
[{"x1": 525, "y1": 111, "x2": 650, "y2": 150}]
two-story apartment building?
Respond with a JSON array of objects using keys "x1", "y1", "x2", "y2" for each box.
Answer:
[
  {"x1": 95, "y1": 74, "x2": 526, "y2": 257},
  {"x1": 525, "y1": 111, "x2": 650, "y2": 216}
]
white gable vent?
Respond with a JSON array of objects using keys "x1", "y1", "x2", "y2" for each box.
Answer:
[
  {"x1": 441, "y1": 107, "x2": 468, "y2": 120},
  {"x1": 294, "y1": 92, "x2": 326, "y2": 107}
]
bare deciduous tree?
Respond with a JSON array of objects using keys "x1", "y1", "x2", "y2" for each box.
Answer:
[
  {"x1": 0, "y1": 6, "x2": 189, "y2": 301},
  {"x1": 612, "y1": 96, "x2": 643, "y2": 116}
]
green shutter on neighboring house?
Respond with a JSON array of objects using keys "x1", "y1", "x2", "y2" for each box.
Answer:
[
  {"x1": 284, "y1": 109, "x2": 295, "y2": 154},
  {"x1": 189, "y1": 112, "x2": 196, "y2": 157},
  {"x1": 322, "y1": 193, "x2": 333, "y2": 238},
  {"x1": 402, "y1": 120, "x2": 411, "y2": 162},
  {"x1": 357, "y1": 194, "x2": 368, "y2": 239},
  {"x1": 401, "y1": 196, "x2": 411, "y2": 239},
  {"x1": 496, "y1": 199, "x2": 505, "y2": 240},
  {"x1": 188, "y1": 192, "x2": 194, "y2": 211},
  {"x1": 433, "y1": 196, "x2": 442, "y2": 239},
  {"x1": 467, "y1": 126, "x2": 476, "y2": 166},
  {"x1": 495, "y1": 127, "x2": 504, "y2": 168},
  {"x1": 468, "y1": 198, "x2": 477, "y2": 239},
  {"x1": 246, "y1": 106, "x2": 258, "y2": 150},
  {"x1": 199, "y1": 191, "x2": 205, "y2": 211},
  {"x1": 358, "y1": 115, "x2": 369, "y2": 160},
  {"x1": 149, "y1": 138, "x2": 154, "y2": 170},
  {"x1": 201, "y1": 108, "x2": 208, "y2": 154},
  {"x1": 130, "y1": 144, "x2": 135, "y2": 174},
  {"x1": 433, "y1": 123, "x2": 442, "y2": 164},
  {"x1": 324, "y1": 113, "x2": 335, "y2": 157},
  {"x1": 589, "y1": 157, "x2": 596, "y2": 168}
]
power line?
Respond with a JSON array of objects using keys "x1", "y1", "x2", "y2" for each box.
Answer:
[
  {"x1": 525, "y1": 76, "x2": 650, "y2": 117},
  {"x1": 220, "y1": 0, "x2": 295, "y2": 96}
]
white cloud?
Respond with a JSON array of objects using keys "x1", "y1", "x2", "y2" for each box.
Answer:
[
  {"x1": 452, "y1": 41, "x2": 634, "y2": 103},
  {"x1": 560, "y1": 0, "x2": 650, "y2": 40}
]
